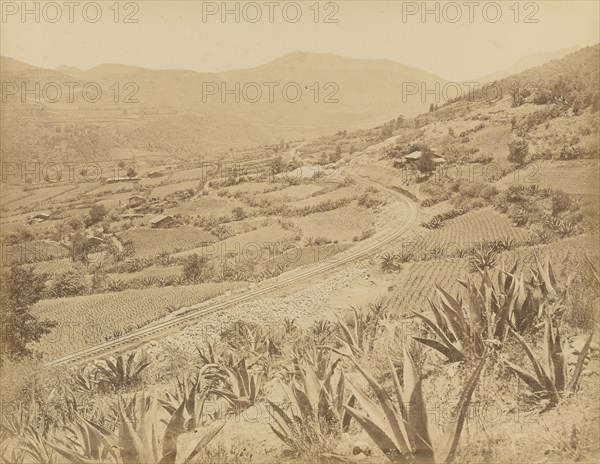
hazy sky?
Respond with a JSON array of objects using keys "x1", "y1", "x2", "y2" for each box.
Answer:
[{"x1": 1, "y1": 1, "x2": 598, "y2": 80}]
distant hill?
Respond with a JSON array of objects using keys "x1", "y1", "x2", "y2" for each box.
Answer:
[
  {"x1": 2, "y1": 46, "x2": 597, "y2": 164},
  {"x1": 476, "y1": 46, "x2": 581, "y2": 83},
  {"x1": 0, "y1": 52, "x2": 446, "y2": 161},
  {"x1": 457, "y1": 45, "x2": 599, "y2": 110},
  {"x1": 216, "y1": 51, "x2": 446, "y2": 137}
]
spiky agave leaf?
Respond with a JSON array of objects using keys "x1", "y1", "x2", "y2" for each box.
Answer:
[
  {"x1": 506, "y1": 323, "x2": 560, "y2": 406},
  {"x1": 566, "y1": 332, "x2": 594, "y2": 392},
  {"x1": 343, "y1": 349, "x2": 486, "y2": 463},
  {"x1": 411, "y1": 310, "x2": 465, "y2": 362},
  {"x1": 435, "y1": 357, "x2": 487, "y2": 463}
]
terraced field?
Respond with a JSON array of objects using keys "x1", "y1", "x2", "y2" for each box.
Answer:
[
  {"x1": 108, "y1": 265, "x2": 183, "y2": 283},
  {"x1": 261, "y1": 183, "x2": 324, "y2": 201},
  {"x1": 32, "y1": 281, "x2": 243, "y2": 358},
  {"x1": 150, "y1": 179, "x2": 203, "y2": 197},
  {"x1": 96, "y1": 191, "x2": 135, "y2": 209},
  {"x1": 386, "y1": 258, "x2": 470, "y2": 314},
  {"x1": 289, "y1": 185, "x2": 356, "y2": 208},
  {"x1": 386, "y1": 233, "x2": 598, "y2": 317},
  {"x1": 221, "y1": 181, "x2": 273, "y2": 194},
  {"x1": 166, "y1": 196, "x2": 245, "y2": 217},
  {"x1": 2, "y1": 183, "x2": 80, "y2": 209},
  {"x1": 420, "y1": 206, "x2": 532, "y2": 250},
  {"x1": 32, "y1": 258, "x2": 78, "y2": 275},
  {"x1": 118, "y1": 226, "x2": 216, "y2": 258},
  {"x1": 292, "y1": 204, "x2": 374, "y2": 242},
  {"x1": 172, "y1": 223, "x2": 295, "y2": 261}
]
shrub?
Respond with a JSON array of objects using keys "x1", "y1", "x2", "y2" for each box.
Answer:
[
  {"x1": 86, "y1": 203, "x2": 108, "y2": 227},
  {"x1": 49, "y1": 270, "x2": 88, "y2": 298},
  {"x1": 182, "y1": 253, "x2": 211, "y2": 282},
  {"x1": 508, "y1": 138, "x2": 529, "y2": 165},
  {"x1": 551, "y1": 190, "x2": 571, "y2": 216}
]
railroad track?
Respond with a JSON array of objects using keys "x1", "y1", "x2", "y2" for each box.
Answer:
[{"x1": 46, "y1": 176, "x2": 418, "y2": 366}]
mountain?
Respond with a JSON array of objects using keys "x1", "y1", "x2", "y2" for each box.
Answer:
[
  {"x1": 216, "y1": 51, "x2": 446, "y2": 137},
  {"x1": 0, "y1": 52, "x2": 445, "y2": 161},
  {"x1": 476, "y1": 46, "x2": 581, "y2": 83}
]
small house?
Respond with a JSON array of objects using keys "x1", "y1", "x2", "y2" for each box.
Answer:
[
  {"x1": 147, "y1": 171, "x2": 165, "y2": 178},
  {"x1": 128, "y1": 195, "x2": 146, "y2": 208},
  {"x1": 107, "y1": 176, "x2": 141, "y2": 183},
  {"x1": 404, "y1": 151, "x2": 422, "y2": 163},
  {"x1": 149, "y1": 214, "x2": 175, "y2": 228},
  {"x1": 28, "y1": 212, "x2": 52, "y2": 223}
]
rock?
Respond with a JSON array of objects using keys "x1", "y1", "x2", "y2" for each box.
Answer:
[
  {"x1": 590, "y1": 341, "x2": 599, "y2": 352},
  {"x1": 353, "y1": 441, "x2": 372, "y2": 456}
]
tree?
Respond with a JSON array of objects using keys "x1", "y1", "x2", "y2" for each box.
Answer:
[
  {"x1": 87, "y1": 203, "x2": 108, "y2": 226},
  {"x1": 508, "y1": 138, "x2": 529, "y2": 165},
  {"x1": 381, "y1": 122, "x2": 393, "y2": 138},
  {"x1": 50, "y1": 270, "x2": 88, "y2": 298},
  {"x1": 270, "y1": 156, "x2": 285, "y2": 175},
  {"x1": 395, "y1": 115, "x2": 404, "y2": 128},
  {"x1": 182, "y1": 253, "x2": 210, "y2": 282},
  {"x1": 417, "y1": 151, "x2": 436, "y2": 173},
  {"x1": 71, "y1": 232, "x2": 92, "y2": 263},
  {"x1": 0, "y1": 265, "x2": 56, "y2": 362}
]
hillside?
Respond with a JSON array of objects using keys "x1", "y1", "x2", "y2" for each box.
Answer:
[
  {"x1": 0, "y1": 52, "x2": 445, "y2": 162},
  {"x1": 476, "y1": 46, "x2": 581, "y2": 82}
]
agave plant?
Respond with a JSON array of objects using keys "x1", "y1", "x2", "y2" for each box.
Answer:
[
  {"x1": 494, "y1": 237, "x2": 517, "y2": 252},
  {"x1": 72, "y1": 366, "x2": 100, "y2": 393},
  {"x1": 0, "y1": 402, "x2": 55, "y2": 464},
  {"x1": 504, "y1": 316, "x2": 594, "y2": 410},
  {"x1": 381, "y1": 252, "x2": 402, "y2": 272},
  {"x1": 412, "y1": 260, "x2": 547, "y2": 362},
  {"x1": 341, "y1": 345, "x2": 486, "y2": 463},
  {"x1": 223, "y1": 321, "x2": 273, "y2": 357},
  {"x1": 210, "y1": 357, "x2": 264, "y2": 412},
  {"x1": 95, "y1": 351, "x2": 150, "y2": 392},
  {"x1": 582, "y1": 254, "x2": 600, "y2": 295},
  {"x1": 469, "y1": 243, "x2": 498, "y2": 273},
  {"x1": 268, "y1": 353, "x2": 355, "y2": 456},
  {"x1": 534, "y1": 227, "x2": 557, "y2": 244},
  {"x1": 159, "y1": 367, "x2": 217, "y2": 431},
  {"x1": 310, "y1": 319, "x2": 336, "y2": 345},
  {"x1": 45, "y1": 393, "x2": 225, "y2": 463},
  {"x1": 335, "y1": 301, "x2": 390, "y2": 357},
  {"x1": 196, "y1": 339, "x2": 227, "y2": 366}
]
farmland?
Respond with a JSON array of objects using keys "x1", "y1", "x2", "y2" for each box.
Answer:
[
  {"x1": 292, "y1": 204, "x2": 375, "y2": 242},
  {"x1": 118, "y1": 226, "x2": 216, "y2": 258},
  {"x1": 1, "y1": 41, "x2": 600, "y2": 464},
  {"x1": 31, "y1": 281, "x2": 243, "y2": 358},
  {"x1": 419, "y1": 206, "x2": 533, "y2": 250}
]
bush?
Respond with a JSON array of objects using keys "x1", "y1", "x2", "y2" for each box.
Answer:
[
  {"x1": 508, "y1": 138, "x2": 529, "y2": 165},
  {"x1": 86, "y1": 203, "x2": 108, "y2": 226},
  {"x1": 49, "y1": 269, "x2": 88, "y2": 298},
  {"x1": 551, "y1": 190, "x2": 571, "y2": 215},
  {"x1": 182, "y1": 253, "x2": 211, "y2": 282}
]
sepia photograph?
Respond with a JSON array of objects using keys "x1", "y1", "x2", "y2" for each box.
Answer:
[{"x1": 0, "y1": 1, "x2": 599, "y2": 462}]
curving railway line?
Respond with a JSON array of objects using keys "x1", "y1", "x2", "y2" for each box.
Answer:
[{"x1": 46, "y1": 177, "x2": 419, "y2": 366}]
